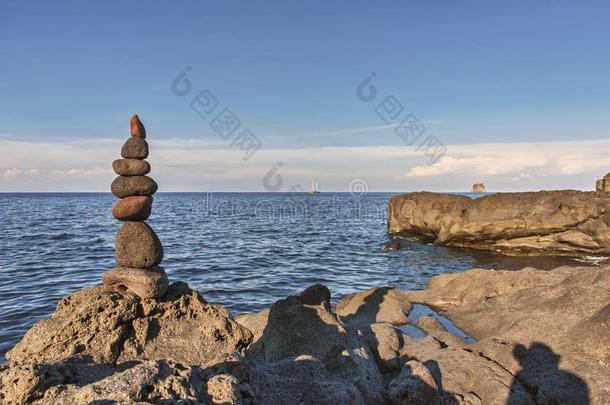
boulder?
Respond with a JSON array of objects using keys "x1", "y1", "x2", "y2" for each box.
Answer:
[
  {"x1": 102, "y1": 266, "x2": 168, "y2": 298},
  {"x1": 111, "y1": 175, "x2": 158, "y2": 198},
  {"x1": 115, "y1": 221, "x2": 163, "y2": 268},
  {"x1": 388, "y1": 190, "x2": 610, "y2": 255},
  {"x1": 596, "y1": 179, "x2": 604, "y2": 192},
  {"x1": 130, "y1": 114, "x2": 146, "y2": 138},
  {"x1": 112, "y1": 195, "x2": 153, "y2": 221},
  {"x1": 112, "y1": 158, "x2": 150, "y2": 176},
  {"x1": 6, "y1": 283, "x2": 253, "y2": 367},
  {"x1": 121, "y1": 137, "x2": 149, "y2": 159},
  {"x1": 382, "y1": 240, "x2": 402, "y2": 252},
  {"x1": 299, "y1": 283, "x2": 331, "y2": 305},
  {"x1": 471, "y1": 182, "x2": 486, "y2": 193},
  {"x1": 259, "y1": 288, "x2": 385, "y2": 404}
]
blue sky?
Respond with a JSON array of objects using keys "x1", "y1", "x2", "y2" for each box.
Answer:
[{"x1": 1, "y1": 1, "x2": 610, "y2": 191}]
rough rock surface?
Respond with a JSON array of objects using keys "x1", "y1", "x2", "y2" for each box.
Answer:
[
  {"x1": 102, "y1": 266, "x2": 169, "y2": 298},
  {"x1": 111, "y1": 175, "x2": 158, "y2": 198},
  {"x1": 121, "y1": 137, "x2": 149, "y2": 159},
  {"x1": 6, "y1": 283, "x2": 252, "y2": 367},
  {"x1": 336, "y1": 286, "x2": 412, "y2": 326},
  {"x1": 4, "y1": 267, "x2": 610, "y2": 404},
  {"x1": 112, "y1": 158, "x2": 150, "y2": 176},
  {"x1": 388, "y1": 190, "x2": 610, "y2": 255},
  {"x1": 403, "y1": 265, "x2": 610, "y2": 404},
  {"x1": 115, "y1": 221, "x2": 163, "y2": 268},
  {"x1": 112, "y1": 195, "x2": 153, "y2": 221},
  {"x1": 251, "y1": 288, "x2": 385, "y2": 404},
  {"x1": 388, "y1": 360, "x2": 441, "y2": 405}
]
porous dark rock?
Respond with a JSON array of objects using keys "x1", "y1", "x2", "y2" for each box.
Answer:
[
  {"x1": 121, "y1": 137, "x2": 149, "y2": 159},
  {"x1": 130, "y1": 114, "x2": 146, "y2": 138},
  {"x1": 388, "y1": 190, "x2": 610, "y2": 255},
  {"x1": 388, "y1": 360, "x2": 441, "y2": 405},
  {"x1": 298, "y1": 283, "x2": 331, "y2": 305},
  {"x1": 102, "y1": 266, "x2": 168, "y2": 298},
  {"x1": 111, "y1": 175, "x2": 158, "y2": 198},
  {"x1": 258, "y1": 287, "x2": 385, "y2": 404},
  {"x1": 112, "y1": 158, "x2": 150, "y2": 176},
  {"x1": 403, "y1": 265, "x2": 610, "y2": 403},
  {"x1": 115, "y1": 221, "x2": 163, "y2": 268},
  {"x1": 382, "y1": 240, "x2": 402, "y2": 252},
  {"x1": 5, "y1": 283, "x2": 253, "y2": 368},
  {"x1": 112, "y1": 195, "x2": 153, "y2": 221}
]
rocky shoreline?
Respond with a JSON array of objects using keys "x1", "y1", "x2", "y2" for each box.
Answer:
[{"x1": 1, "y1": 264, "x2": 608, "y2": 404}]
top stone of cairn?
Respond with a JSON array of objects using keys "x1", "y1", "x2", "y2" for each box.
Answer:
[{"x1": 130, "y1": 114, "x2": 146, "y2": 139}]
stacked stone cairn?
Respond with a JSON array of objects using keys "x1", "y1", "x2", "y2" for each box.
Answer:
[{"x1": 102, "y1": 115, "x2": 168, "y2": 299}]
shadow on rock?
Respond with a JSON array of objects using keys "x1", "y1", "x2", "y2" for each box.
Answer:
[
  {"x1": 250, "y1": 284, "x2": 385, "y2": 404},
  {"x1": 508, "y1": 342, "x2": 590, "y2": 405}
]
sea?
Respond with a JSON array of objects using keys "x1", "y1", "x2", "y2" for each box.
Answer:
[{"x1": 0, "y1": 192, "x2": 593, "y2": 359}]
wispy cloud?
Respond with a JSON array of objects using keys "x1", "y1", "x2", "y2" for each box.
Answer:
[{"x1": 1, "y1": 137, "x2": 608, "y2": 192}]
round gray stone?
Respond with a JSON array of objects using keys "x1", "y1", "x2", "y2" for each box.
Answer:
[
  {"x1": 115, "y1": 222, "x2": 163, "y2": 268},
  {"x1": 111, "y1": 176, "x2": 158, "y2": 198},
  {"x1": 113, "y1": 159, "x2": 151, "y2": 176},
  {"x1": 121, "y1": 138, "x2": 149, "y2": 159}
]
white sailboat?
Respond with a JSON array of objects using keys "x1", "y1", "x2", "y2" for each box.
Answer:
[{"x1": 309, "y1": 180, "x2": 320, "y2": 194}]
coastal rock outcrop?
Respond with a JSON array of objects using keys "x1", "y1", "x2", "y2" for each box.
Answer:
[
  {"x1": 105, "y1": 114, "x2": 167, "y2": 298},
  {"x1": 595, "y1": 173, "x2": 610, "y2": 193},
  {"x1": 2, "y1": 266, "x2": 610, "y2": 403},
  {"x1": 471, "y1": 182, "x2": 486, "y2": 193},
  {"x1": 388, "y1": 190, "x2": 610, "y2": 255}
]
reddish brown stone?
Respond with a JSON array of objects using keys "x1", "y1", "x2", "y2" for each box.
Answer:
[
  {"x1": 112, "y1": 196, "x2": 152, "y2": 221},
  {"x1": 102, "y1": 266, "x2": 168, "y2": 298},
  {"x1": 130, "y1": 114, "x2": 146, "y2": 138}
]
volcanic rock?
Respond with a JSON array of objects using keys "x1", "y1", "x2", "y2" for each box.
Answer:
[
  {"x1": 471, "y1": 182, "x2": 486, "y2": 193},
  {"x1": 298, "y1": 283, "x2": 331, "y2": 305},
  {"x1": 130, "y1": 114, "x2": 146, "y2": 138},
  {"x1": 112, "y1": 158, "x2": 150, "y2": 176},
  {"x1": 387, "y1": 360, "x2": 441, "y2": 405},
  {"x1": 402, "y1": 265, "x2": 610, "y2": 403},
  {"x1": 121, "y1": 137, "x2": 149, "y2": 159},
  {"x1": 6, "y1": 283, "x2": 252, "y2": 367},
  {"x1": 112, "y1": 195, "x2": 152, "y2": 221},
  {"x1": 388, "y1": 190, "x2": 610, "y2": 255},
  {"x1": 102, "y1": 266, "x2": 168, "y2": 299},
  {"x1": 258, "y1": 288, "x2": 385, "y2": 404},
  {"x1": 115, "y1": 221, "x2": 163, "y2": 268},
  {"x1": 111, "y1": 175, "x2": 158, "y2": 198},
  {"x1": 596, "y1": 179, "x2": 604, "y2": 192}
]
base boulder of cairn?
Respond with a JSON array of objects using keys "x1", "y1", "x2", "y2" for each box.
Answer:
[{"x1": 103, "y1": 114, "x2": 167, "y2": 299}]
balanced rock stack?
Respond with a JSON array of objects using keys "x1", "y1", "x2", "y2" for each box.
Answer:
[{"x1": 102, "y1": 115, "x2": 168, "y2": 299}]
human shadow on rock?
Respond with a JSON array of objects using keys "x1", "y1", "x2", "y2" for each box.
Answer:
[{"x1": 507, "y1": 342, "x2": 589, "y2": 405}]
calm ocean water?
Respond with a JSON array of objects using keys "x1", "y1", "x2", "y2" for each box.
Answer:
[{"x1": 0, "y1": 192, "x2": 589, "y2": 359}]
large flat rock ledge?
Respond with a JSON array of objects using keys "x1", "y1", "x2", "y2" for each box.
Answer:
[{"x1": 388, "y1": 190, "x2": 610, "y2": 255}]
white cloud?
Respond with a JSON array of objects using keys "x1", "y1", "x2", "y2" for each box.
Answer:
[
  {"x1": 1, "y1": 136, "x2": 609, "y2": 191},
  {"x1": 405, "y1": 139, "x2": 610, "y2": 179}
]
